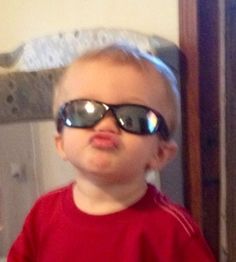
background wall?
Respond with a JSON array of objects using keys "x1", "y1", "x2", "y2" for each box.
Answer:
[
  {"x1": 1, "y1": 0, "x2": 179, "y2": 50},
  {"x1": 0, "y1": 0, "x2": 179, "y2": 256}
]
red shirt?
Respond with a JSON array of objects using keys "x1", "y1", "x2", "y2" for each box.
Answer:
[{"x1": 8, "y1": 183, "x2": 215, "y2": 262}]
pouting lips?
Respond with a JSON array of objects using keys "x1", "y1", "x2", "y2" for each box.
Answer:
[{"x1": 89, "y1": 132, "x2": 120, "y2": 150}]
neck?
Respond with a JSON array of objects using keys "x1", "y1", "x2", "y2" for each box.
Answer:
[{"x1": 73, "y1": 173, "x2": 148, "y2": 215}]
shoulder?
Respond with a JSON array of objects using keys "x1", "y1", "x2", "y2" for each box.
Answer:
[
  {"x1": 36, "y1": 183, "x2": 71, "y2": 203},
  {"x1": 146, "y1": 184, "x2": 200, "y2": 238},
  {"x1": 27, "y1": 183, "x2": 72, "y2": 221},
  {"x1": 149, "y1": 192, "x2": 216, "y2": 261},
  {"x1": 136, "y1": 185, "x2": 215, "y2": 260}
]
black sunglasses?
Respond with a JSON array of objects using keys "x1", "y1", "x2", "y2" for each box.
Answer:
[{"x1": 56, "y1": 99, "x2": 170, "y2": 139}]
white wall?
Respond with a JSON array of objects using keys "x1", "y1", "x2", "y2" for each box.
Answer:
[
  {"x1": 1, "y1": 0, "x2": 179, "y2": 50},
  {"x1": 0, "y1": 0, "x2": 179, "y2": 255}
]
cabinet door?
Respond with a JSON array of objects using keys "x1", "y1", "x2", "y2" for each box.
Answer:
[{"x1": 0, "y1": 123, "x2": 38, "y2": 256}]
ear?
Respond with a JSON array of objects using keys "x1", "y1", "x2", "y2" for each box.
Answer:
[
  {"x1": 54, "y1": 133, "x2": 68, "y2": 160},
  {"x1": 147, "y1": 139, "x2": 178, "y2": 172}
]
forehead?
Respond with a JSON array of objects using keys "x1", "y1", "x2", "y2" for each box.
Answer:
[
  {"x1": 65, "y1": 59, "x2": 155, "y2": 83},
  {"x1": 62, "y1": 59, "x2": 168, "y2": 99}
]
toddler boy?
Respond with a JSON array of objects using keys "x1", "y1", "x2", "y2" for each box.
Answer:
[{"x1": 8, "y1": 44, "x2": 215, "y2": 261}]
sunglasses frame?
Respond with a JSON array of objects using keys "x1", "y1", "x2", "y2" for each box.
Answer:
[{"x1": 56, "y1": 99, "x2": 170, "y2": 140}]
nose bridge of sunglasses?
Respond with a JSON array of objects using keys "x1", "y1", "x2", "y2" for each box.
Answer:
[{"x1": 98, "y1": 105, "x2": 120, "y2": 126}]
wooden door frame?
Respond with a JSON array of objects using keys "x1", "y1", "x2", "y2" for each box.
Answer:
[
  {"x1": 179, "y1": 0, "x2": 220, "y2": 257},
  {"x1": 225, "y1": 0, "x2": 236, "y2": 260}
]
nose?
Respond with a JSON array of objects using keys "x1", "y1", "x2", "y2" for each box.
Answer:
[{"x1": 94, "y1": 110, "x2": 120, "y2": 133}]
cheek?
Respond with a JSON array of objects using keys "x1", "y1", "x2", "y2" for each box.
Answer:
[
  {"x1": 62, "y1": 129, "x2": 87, "y2": 156},
  {"x1": 125, "y1": 136, "x2": 158, "y2": 163}
]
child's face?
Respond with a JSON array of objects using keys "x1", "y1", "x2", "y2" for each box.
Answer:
[{"x1": 55, "y1": 60, "x2": 176, "y2": 183}]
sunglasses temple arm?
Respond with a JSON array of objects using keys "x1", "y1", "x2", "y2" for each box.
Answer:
[{"x1": 159, "y1": 120, "x2": 170, "y2": 140}]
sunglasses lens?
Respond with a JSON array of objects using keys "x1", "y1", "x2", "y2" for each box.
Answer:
[
  {"x1": 63, "y1": 100, "x2": 105, "y2": 127},
  {"x1": 116, "y1": 106, "x2": 159, "y2": 134}
]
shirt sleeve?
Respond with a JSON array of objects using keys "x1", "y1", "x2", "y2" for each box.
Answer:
[
  {"x1": 182, "y1": 232, "x2": 216, "y2": 262},
  {"x1": 7, "y1": 207, "x2": 36, "y2": 262}
]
